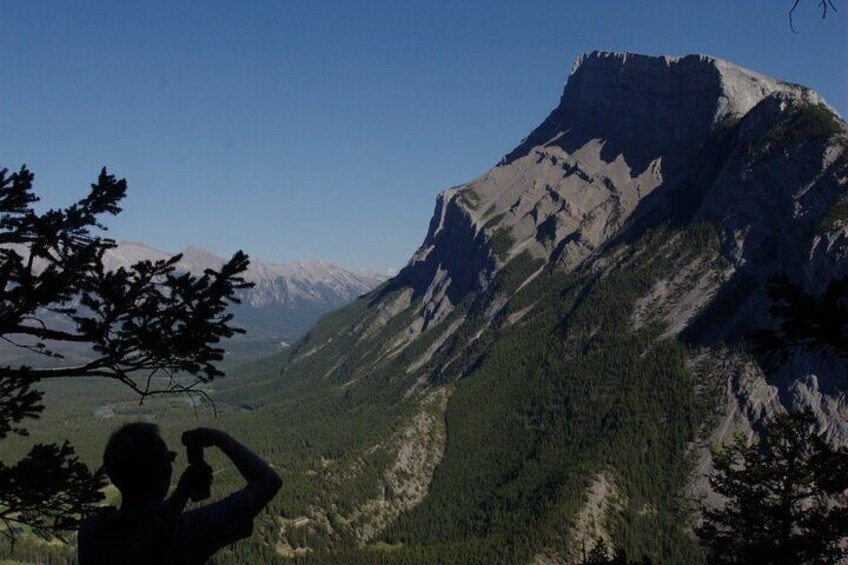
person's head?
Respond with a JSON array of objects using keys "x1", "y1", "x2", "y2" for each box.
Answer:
[{"x1": 103, "y1": 422, "x2": 175, "y2": 503}]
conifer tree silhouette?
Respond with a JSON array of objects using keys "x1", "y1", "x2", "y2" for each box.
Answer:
[{"x1": 0, "y1": 165, "x2": 253, "y2": 537}]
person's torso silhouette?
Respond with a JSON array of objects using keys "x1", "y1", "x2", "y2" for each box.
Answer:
[{"x1": 79, "y1": 423, "x2": 282, "y2": 565}]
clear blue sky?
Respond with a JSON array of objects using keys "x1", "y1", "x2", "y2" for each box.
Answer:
[{"x1": 1, "y1": 1, "x2": 845, "y2": 273}]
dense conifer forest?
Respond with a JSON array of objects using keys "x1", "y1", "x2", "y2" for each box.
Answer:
[{"x1": 0, "y1": 221, "x2": 728, "y2": 564}]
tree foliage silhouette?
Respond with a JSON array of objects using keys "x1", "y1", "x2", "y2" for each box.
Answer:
[
  {"x1": 698, "y1": 275, "x2": 848, "y2": 563},
  {"x1": 0, "y1": 165, "x2": 252, "y2": 537},
  {"x1": 750, "y1": 275, "x2": 848, "y2": 366},
  {"x1": 697, "y1": 411, "x2": 848, "y2": 564},
  {"x1": 789, "y1": 0, "x2": 839, "y2": 32}
]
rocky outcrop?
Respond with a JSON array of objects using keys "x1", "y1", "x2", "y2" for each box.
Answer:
[
  {"x1": 504, "y1": 52, "x2": 820, "y2": 172},
  {"x1": 343, "y1": 388, "x2": 450, "y2": 541}
]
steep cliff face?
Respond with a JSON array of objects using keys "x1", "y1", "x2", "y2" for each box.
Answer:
[
  {"x1": 682, "y1": 92, "x2": 847, "y2": 445},
  {"x1": 378, "y1": 52, "x2": 837, "y2": 352},
  {"x1": 250, "y1": 52, "x2": 847, "y2": 562}
]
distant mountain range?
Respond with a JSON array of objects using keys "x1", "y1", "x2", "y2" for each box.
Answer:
[
  {"x1": 102, "y1": 242, "x2": 387, "y2": 355},
  {"x1": 0, "y1": 240, "x2": 386, "y2": 363}
]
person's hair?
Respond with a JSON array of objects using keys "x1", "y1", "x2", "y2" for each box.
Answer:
[{"x1": 103, "y1": 422, "x2": 171, "y2": 495}]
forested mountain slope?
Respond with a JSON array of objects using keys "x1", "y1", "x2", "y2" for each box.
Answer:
[
  {"x1": 4, "y1": 51, "x2": 845, "y2": 564},
  {"x1": 227, "y1": 51, "x2": 846, "y2": 564}
]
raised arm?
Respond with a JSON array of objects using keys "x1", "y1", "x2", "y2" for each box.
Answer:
[{"x1": 182, "y1": 428, "x2": 282, "y2": 514}]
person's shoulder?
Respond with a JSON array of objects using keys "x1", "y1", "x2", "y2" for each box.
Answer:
[
  {"x1": 172, "y1": 490, "x2": 256, "y2": 560},
  {"x1": 80, "y1": 501, "x2": 171, "y2": 539},
  {"x1": 179, "y1": 490, "x2": 255, "y2": 531}
]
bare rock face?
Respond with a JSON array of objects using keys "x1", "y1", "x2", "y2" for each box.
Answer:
[
  {"x1": 375, "y1": 51, "x2": 847, "y2": 466},
  {"x1": 389, "y1": 52, "x2": 828, "y2": 342},
  {"x1": 504, "y1": 52, "x2": 810, "y2": 172},
  {"x1": 683, "y1": 93, "x2": 848, "y2": 338}
]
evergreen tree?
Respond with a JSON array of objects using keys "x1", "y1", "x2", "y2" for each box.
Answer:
[
  {"x1": 750, "y1": 275, "x2": 848, "y2": 365},
  {"x1": 0, "y1": 165, "x2": 252, "y2": 537},
  {"x1": 587, "y1": 536, "x2": 610, "y2": 563},
  {"x1": 696, "y1": 410, "x2": 848, "y2": 564}
]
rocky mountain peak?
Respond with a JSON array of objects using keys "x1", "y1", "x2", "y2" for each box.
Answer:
[
  {"x1": 505, "y1": 51, "x2": 813, "y2": 172},
  {"x1": 209, "y1": 52, "x2": 846, "y2": 559},
  {"x1": 392, "y1": 51, "x2": 845, "y2": 347},
  {"x1": 568, "y1": 51, "x2": 793, "y2": 122}
]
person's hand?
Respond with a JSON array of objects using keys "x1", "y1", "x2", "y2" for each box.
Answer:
[
  {"x1": 169, "y1": 459, "x2": 214, "y2": 510},
  {"x1": 177, "y1": 460, "x2": 213, "y2": 495},
  {"x1": 182, "y1": 427, "x2": 225, "y2": 449}
]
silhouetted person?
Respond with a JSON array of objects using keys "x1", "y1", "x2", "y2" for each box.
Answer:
[{"x1": 79, "y1": 423, "x2": 282, "y2": 564}]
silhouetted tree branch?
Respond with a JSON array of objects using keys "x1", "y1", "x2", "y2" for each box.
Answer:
[
  {"x1": 790, "y1": 0, "x2": 839, "y2": 32},
  {"x1": 0, "y1": 165, "x2": 254, "y2": 537},
  {"x1": 0, "y1": 442, "x2": 105, "y2": 540}
]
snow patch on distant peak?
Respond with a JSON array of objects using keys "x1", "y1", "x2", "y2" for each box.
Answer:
[{"x1": 101, "y1": 241, "x2": 387, "y2": 309}]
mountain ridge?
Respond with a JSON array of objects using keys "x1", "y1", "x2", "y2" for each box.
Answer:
[
  {"x1": 102, "y1": 240, "x2": 386, "y2": 309},
  {"x1": 0, "y1": 239, "x2": 387, "y2": 358},
  {"x1": 234, "y1": 51, "x2": 848, "y2": 562},
  {"x1": 388, "y1": 52, "x2": 838, "y2": 347},
  {"x1": 107, "y1": 241, "x2": 387, "y2": 351}
]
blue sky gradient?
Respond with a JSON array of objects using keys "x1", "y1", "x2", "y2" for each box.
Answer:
[{"x1": 1, "y1": 1, "x2": 846, "y2": 273}]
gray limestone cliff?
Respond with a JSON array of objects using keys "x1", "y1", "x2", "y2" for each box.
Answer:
[
  {"x1": 504, "y1": 52, "x2": 823, "y2": 171},
  {"x1": 389, "y1": 52, "x2": 842, "y2": 341},
  {"x1": 373, "y1": 50, "x2": 848, "y2": 475}
]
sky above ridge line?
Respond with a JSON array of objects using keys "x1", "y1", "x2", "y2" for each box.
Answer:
[{"x1": 1, "y1": 1, "x2": 845, "y2": 273}]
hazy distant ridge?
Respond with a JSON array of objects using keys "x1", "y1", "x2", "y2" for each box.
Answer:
[{"x1": 103, "y1": 241, "x2": 387, "y2": 348}]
